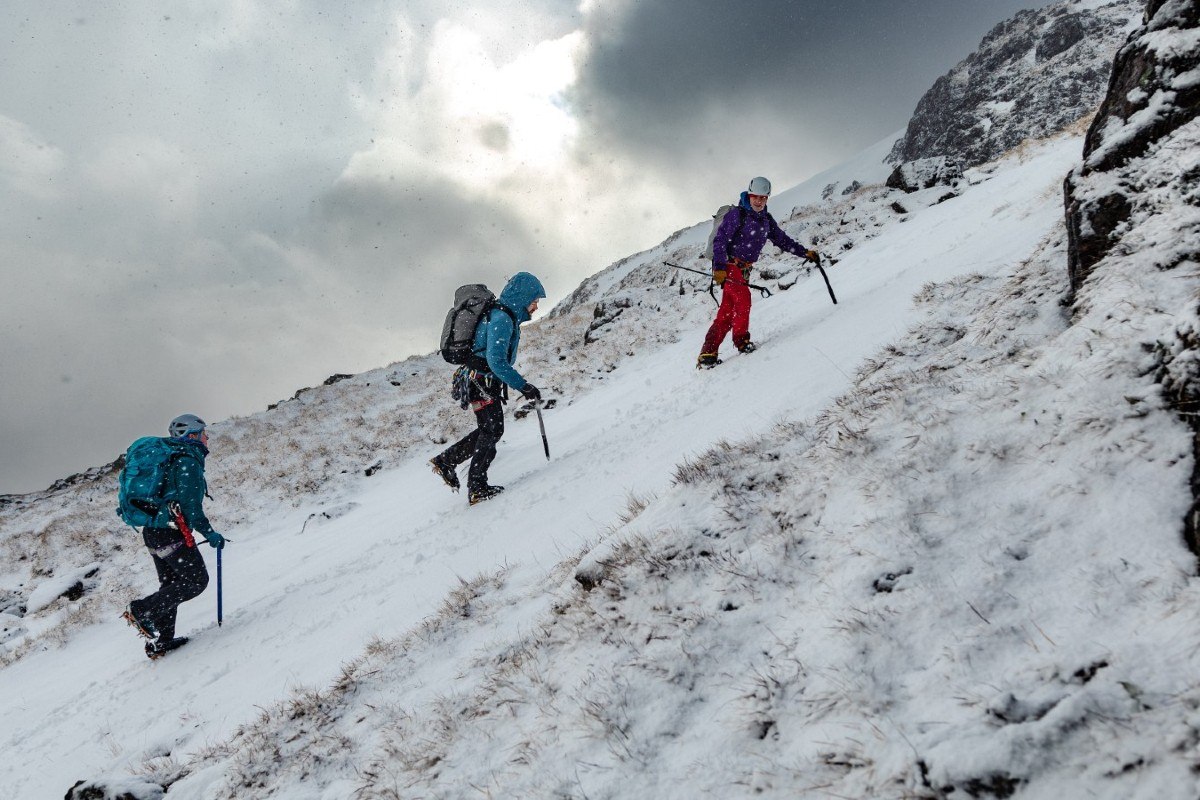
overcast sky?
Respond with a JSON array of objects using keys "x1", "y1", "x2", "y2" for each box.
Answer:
[{"x1": 0, "y1": 0, "x2": 1060, "y2": 494}]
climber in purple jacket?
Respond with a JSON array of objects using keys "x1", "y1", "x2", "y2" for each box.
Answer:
[{"x1": 699, "y1": 176, "x2": 819, "y2": 368}]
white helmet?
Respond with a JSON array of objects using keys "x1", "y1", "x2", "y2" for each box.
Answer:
[{"x1": 748, "y1": 176, "x2": 772, "y2": 196}]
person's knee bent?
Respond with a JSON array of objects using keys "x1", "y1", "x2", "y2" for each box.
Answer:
[
  {"x1": 182, "y1": 565, "x2": 209, "y2": 602},
  {"x1": 177, "y1": 550, "x2": 210, "y2": 601}
]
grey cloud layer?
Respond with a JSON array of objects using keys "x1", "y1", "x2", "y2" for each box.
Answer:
[{"x1": 1, "y1": 0, "x2": 1057, "y2": 493}]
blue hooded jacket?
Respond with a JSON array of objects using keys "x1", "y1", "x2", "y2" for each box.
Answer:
[{"x1": 472, "y1": 271, "x2": 546, "y2": 391}]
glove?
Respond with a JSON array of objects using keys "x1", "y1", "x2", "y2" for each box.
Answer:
[
  {"x1": 521, "y1": 384, "x2": 542, "y2": 403},
  {"x1": 712, "y1": 269, "x2": 728, "y2": 286},
  {"x1": 205, "y1": 531, "x2": 225, "y2": 549},
  {"x1": 804, "y1": 249, "x2": 820, "y2": 264}
]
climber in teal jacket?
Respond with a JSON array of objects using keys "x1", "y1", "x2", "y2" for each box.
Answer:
[
  {"x1": 472, "y1": 270, "x2": 546, "y2": 392},
  {"x1": 124, "y1": 414, "x2": 224, "y2": 659},
  {"x1": 432, "y1": 272, "x2": 547, "y2": 505}
]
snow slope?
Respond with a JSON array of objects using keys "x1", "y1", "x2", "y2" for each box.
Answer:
[{"x1": 11, "y1": 117, "x2": 1198, "y2": 799}]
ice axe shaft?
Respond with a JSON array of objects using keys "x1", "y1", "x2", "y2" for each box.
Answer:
[
  {"x1": 664, "y1": 262, "x2": 772, "y2": 298},
  {"x1": 814, "y1": 254, "x2": 838, "y2": 305},
  {"x1": 216, "y1": 546, "x2": 223, "y2": 626},
  {"x1": 535, "y1": 402, "x2": 550, "y2": 460}
]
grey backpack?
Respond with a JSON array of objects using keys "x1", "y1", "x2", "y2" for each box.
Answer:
[
  {"x1": 702, "y1": 204, "x2": 744, "y2": 262},
  {"x1": 439, "y1": 284, "x2": 496, "y2": 365}
]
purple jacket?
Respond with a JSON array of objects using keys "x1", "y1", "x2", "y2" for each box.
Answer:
[{"x1": 712, "y1": 192, "x2": 809, "y2": 268}]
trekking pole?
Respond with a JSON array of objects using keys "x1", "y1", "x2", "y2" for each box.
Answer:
[
  {"x1": 813, "y1": 254, "x2": 838, "y2": 305},
  {"x1": 664, "y1": 262, "x2": 772, "y2": 298},
  {"x1": 216, "y1": 546, "x2": 223, "y2": 626},
  {"x1": 535, "y1": 401, "x2": 550, "y2": 460}
]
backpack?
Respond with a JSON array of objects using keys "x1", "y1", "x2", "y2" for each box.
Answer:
[
  {"x1": 439, "y1": 284, "x2": 518, "y2": 366},
  {"x1": 703, "y1": 204, "x2": 746, "y2": 262},
  {"x1": 116, "y1": 437, "x2": 189, "y2": 528},
  {"x1": 439, "y1": 284, "x2": 498, "y2": 365}
]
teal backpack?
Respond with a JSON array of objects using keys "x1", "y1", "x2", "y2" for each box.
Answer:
[{"x1": 116, "y1": 437, "x2": 193, "y2": 528}]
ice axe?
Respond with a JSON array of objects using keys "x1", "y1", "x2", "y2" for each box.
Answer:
[
  {"x1": 664, "y1": 261, "x2": 773, "y2": 298},
  {"x1": 216, "y1": 546, "x2": 223, "y2": 627},
  {"x1": 813, "y1": 253, "x2": 838, "y2": 305},
  {"x1": 534, "y1": 400, "x2": 550, "y2": 460}
]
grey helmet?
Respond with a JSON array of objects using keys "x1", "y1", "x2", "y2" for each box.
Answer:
[
  {"x1": 168, "y1": 413, "x2": 207, "y2": 439},
  {"x1": 748, "y1": 176, "x2": 772, "y2": 196}
]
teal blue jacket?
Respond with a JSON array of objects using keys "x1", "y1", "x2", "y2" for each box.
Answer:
[
  {"x1": 472, "y1": 271, "x2": 546, "y2": 391},
  {"x1": 155, "y1": 439, "x2": 217, "y2": 539}
]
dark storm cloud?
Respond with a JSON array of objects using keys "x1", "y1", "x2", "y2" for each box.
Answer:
[
  {"x1": 297, "y1": 172, "x2": 551, "y2": 312},
  {"x1": 0, "y1": 0, "x2": 1069, "y2": 494},
  {"x1": 573, "y1": 0, "x2": 1059, "y2": 175}
]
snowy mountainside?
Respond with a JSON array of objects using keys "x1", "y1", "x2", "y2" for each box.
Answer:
[
  {"x1": 1066, "y1": 0, "x2": 1200, "y2": 540},
  {"x1": 0, "y1": 129, "x2": 930, "y2": 669},
  {"x1": 78, "y1": 128, "x2": 1200, "y2": 800},
  {"x1": 889, "y1": 0, "x2": 1140, "y2": 171},
  {"x1": 6, "y1": 1, "x2": 1199, "y2": 795},
  {"x1": 14, "y1": 126, "x2": 1151, "y2": 798}
]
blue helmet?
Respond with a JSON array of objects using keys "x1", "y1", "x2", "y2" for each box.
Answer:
[{"x1": 168, "y1": 413, "x2": 207, "y2": 439}]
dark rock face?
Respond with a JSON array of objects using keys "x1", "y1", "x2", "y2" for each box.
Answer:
[
  {"x1": 1037, "y1": 14, "x2": 1088, "y2": 62},
  {"x1": 1062, "y1": 188, "x2": 1132, "y2": 292},
  {"x1": 889, "y1": 0, "x2": 1139, "y2": 172},
  {"x1": 64, "y1": 779, "x2": 164, "y2": 800},
  {"x1": 885, "y1": 157, "x2": 963, "y2": 193},
  {"x1": 1064, "y1": 0, "x2": 1200, "y2": 293},
  {"x1": 1081, "y1": 1, "x2": 1200, "y2": 174}
]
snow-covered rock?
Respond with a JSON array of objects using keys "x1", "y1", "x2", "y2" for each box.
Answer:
[
  {"x1": 889, "y1": 0, "x2": 1140, "y2": 171},
  {"x1": 25, "y1": 563, "x2": 99, "y2": 614},
  {"x1": 1064, "y1": 0, "x2": 1200, "y2": 292},
  {"x1": 64, "y1": 777, "x2": 165, "y2": 800},
  {"x1": 884, "y1": 155, "x2": 963, "y2": 193}
]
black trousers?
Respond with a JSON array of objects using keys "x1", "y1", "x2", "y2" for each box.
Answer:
[
  {"x1": 132, "y1": 528, "x2": 209, "y2": 641},
  {"x1": 440, "y1": 398, "x2": 506, "y2": 492}
]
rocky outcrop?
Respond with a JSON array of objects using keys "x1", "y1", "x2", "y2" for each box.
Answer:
[
  {"x1": 885, "y1": 156, "x2": 963, "y2": 193},
  {"x1": 1062, "y1": 0, "x2": 1200, "y2": 554},
  {"x1": 1064, "y1": 0, "x2": 1200, "y2": 293},
  {"x1": 64, "y1": 778, "x2": 164, "y2": 800},
  {"x1": 889, "y1": 0, "x2": 1139, "y2": 171}
]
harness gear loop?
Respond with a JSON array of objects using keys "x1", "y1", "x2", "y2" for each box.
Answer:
[{"x1": 728, "y1": 256, "x2": 755, "y2": 274}]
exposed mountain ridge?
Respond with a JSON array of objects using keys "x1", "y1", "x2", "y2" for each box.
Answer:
[{"x1": 888, "y1": 0, "x2": 1140, "y2": 172}]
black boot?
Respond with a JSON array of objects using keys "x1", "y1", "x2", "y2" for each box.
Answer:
[
  {"x1": 468, "y1": 485, "x2": 505, "y2": 505},
  {"x1": 123, "y1": 603, "x2": 157, "y2": 641},
  {"x1": 430, "y1": 456, "x2": 460, "y2": 492},
  {"x1": 146, "y1": 636, "x2": 189, "y2": 660}
]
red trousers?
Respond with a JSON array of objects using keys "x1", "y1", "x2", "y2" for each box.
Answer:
[{"x1": 700, "y1": 263, "x2": 752, "y2": 355}]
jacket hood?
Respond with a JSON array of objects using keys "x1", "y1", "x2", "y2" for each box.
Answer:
[
  {"x1": 738, "y1": 191, "x2": 768, "y2": 215},
  {"x1": 168, "y1": 436, "x2": 208, "y2": 459},
  {"x1": 497, "y1": 271, "x2": 546, "y2": 323}
]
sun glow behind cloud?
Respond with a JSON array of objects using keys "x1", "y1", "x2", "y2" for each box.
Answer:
[
  {"x1": 337, "y1": 15, "x2": 675, "y2": 289},
  {"x1": 345, "y1": 21, "x2": 585, "y2": 192}
]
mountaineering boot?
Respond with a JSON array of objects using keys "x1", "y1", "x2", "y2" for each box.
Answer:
[
  {"x1": 430, "y1": 456, "x2": 460, "y2": 492},
  {"x1": 468, "y1": 485, "x2": 505, "y2": 506},
  {"x1": 145, "y1": 637, "x2": 189, "y2": 660},
  {"x1": 696, "y1": 353, "x2": 722, "y2": 369},
  {"x1": 737, "y1": 341, "x2": 757, "y2": 354},
  {"x1": 123, "y1": 603, "x2": 157, "y2": 641}
]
